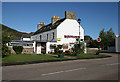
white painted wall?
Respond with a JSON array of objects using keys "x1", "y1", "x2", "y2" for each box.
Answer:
[
  {"x1": 33, "y1": 41, "x2": 36, "y2": 53},
  {"x1": 57, "y1": 19, "x2": 84, "y2": 45},
  {"x1": 46, "y1": 42, "x2": 57, "y2": 54},
  {"x1": 22, "y1": 38, "x2": 31, "y2": 41}
]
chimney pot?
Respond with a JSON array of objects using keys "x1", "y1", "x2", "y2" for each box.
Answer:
[
  {"x1": 37, "y1": 22, "x2": 45, "y2": 30},
  {"x1": 52, "y1": 15, "x2": 61, "y2": 24}
]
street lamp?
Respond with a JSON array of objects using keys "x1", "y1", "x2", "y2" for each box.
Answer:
[{"x1": 77, "y1": 18, "x2": 81, "y2": 55}]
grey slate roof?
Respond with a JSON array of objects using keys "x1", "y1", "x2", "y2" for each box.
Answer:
[
  {"x1": 33, "y1": 18, "x2": 65, "y2": 35},
  {"x1": 21, "y1": 34, "x2": 31, "y2": 38}
]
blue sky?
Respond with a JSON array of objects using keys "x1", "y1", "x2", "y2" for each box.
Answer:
[{"x1": 2, "y1": 2, "x2": 118, "y2": 40}]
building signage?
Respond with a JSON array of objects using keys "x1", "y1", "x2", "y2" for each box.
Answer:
[
  {"x1": 64, "y1": 35, "x2": 80, "y2": 38},
  {"x1": 57, "y1": 38, "x2": 61, "y2": 41}
]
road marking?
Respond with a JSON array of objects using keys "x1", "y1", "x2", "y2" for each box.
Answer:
[
  {"x1": 106, "y1": 63, "x2": 120, "y2": 66},
  {"x1": 41, "y1": 68, "x2": 86, "y2": 76}
]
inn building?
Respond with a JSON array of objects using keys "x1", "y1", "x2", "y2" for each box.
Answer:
[{"x1": 31, "y1": 11, "x2": 84, "y2": 54}]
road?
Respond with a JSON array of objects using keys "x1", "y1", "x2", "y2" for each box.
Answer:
[{"x1": 2, "y1": 53, "x2": 119, "y2": 80}]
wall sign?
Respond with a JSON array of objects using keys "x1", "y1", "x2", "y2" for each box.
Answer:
[
  {"x1": 64, "y1": 35, "x2": 80, "y2": 38},
  {"x1": 57, "y1": 38, "x2": 61, "y2": 41}
]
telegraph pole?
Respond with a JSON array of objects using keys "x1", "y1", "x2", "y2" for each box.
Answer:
[{"x1": 77, "y1": 19, "x2": 81, "y2": 55}]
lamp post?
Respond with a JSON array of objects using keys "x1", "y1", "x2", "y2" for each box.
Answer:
[{"x1": 77, "y1": 19, "x2": 81, "y2": 55}]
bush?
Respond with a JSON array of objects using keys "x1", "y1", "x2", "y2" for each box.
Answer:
[
  {"x1": 41, "y1": 50, "x2": 46, "y2": 54},
  {"x1": 2, "y1": 45, "x2": 11, "y2": 58},
  {"x1": 54, "y1": 46, "x2": 60, "y2": 54},
  {"x1": 2, "y1": 35, "x2": 11, "y2": 58},
  {"x1": 13, "y1": 46, "x2": 23, "y2": 54},
  {"x1": 71, "y1": 43, "x2": 85, "y2": 55},
  {"x1": 63, "y1": 51, "x2": 72, "y2": 55}
]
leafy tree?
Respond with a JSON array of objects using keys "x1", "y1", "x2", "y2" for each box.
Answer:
[
  {"x1": 106, "y1": 28, "x2": 115, "y2": 46},
  {"x1": 84, "y1": 35, "x2": 98, "y2": 48},
  {"x1": 99, "y1": 28, "x2": 115, "y2": 50},
  {"x1": 2, "y1": 35, "x2": 11, "y2": 57},
  {"x1": 89, "y1": 40, "x2": 98, "y2": 48},
  {"x1": 2, "y1": 45, "x2": 11, "y2": 58}
]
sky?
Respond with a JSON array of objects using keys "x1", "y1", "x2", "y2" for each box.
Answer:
[{"x1": 2, "y1": 2, "x2": 118, "y2": 40}]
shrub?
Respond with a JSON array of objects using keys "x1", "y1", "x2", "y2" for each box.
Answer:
[
  {"x1": 63, "y1": 51, "x2": 72, "y2": 55},
  {"x1": 13, "y1": 46, "x2": 23, "y2": 54},
  {"x1": 58, "y1": 50, "x2": 63, "y2": 54},
  {"x1": 54, "y1": 46, "x2": 60, "y2": 54},
  {"x1": 2, "y1": 45, "x2": 11, "y2": 58},
  {"x1": 41, "y1": 50, "x2": 46, "y2": 54},
  {"x1": 2, "y1": 35, "x2": 11, "y2": 58},
  {"x1": 71, "y1": 42, "x2": 85, "y2": 55}
]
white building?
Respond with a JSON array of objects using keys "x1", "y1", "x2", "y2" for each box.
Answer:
[
  {"x1": 115, "y1": 35, "x2": 120, "y2": 52},
  {"x1": 31, "y1": 11, "x2": 84, "y2": 54}
]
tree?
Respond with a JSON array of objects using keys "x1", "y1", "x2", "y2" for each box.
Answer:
[
  {"x1": 2, "y1": 35, "x2": 11, "y2": 57},
  {"x1": 99, "y1": 28, "x2": 115, "y2": 50},
  {"x1": 99, "y1": 29, "x2": 107, "y2": 49},
  {"x1": 84, "y1": 35, "x2": 98, "y2": 48},
  {"x1": 106, "y1": 28, "x2": 115, "y2": 46}
]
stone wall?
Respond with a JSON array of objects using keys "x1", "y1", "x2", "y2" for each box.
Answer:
[
  {"x1": 22, "y1": 47, "x2": 34, "y2": 54},
  {"x1": 8, "y1": 47, "x2": 16, "y2": 54},
  {"x1": 108, "y1": 46, "x2": 115, "y2": 52},
  {"x1": 8, "y1": 47, "x2": 34, "y2": 54},
  {"x1": 87, "y1": 48, "x2": 101, "y2": 53}
]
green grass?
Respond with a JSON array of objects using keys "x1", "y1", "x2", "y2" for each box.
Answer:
[
  {"x1": 2, "y1": 54, "x2": 101, "y2": 63},
  {"x1": 2, "y1": 54, "x2": 62, "y2": 63},
  {"x1": 65, "y1": 53, "x2": 101, "y2": 58}
]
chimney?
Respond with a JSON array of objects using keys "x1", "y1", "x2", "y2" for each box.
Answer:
[
  {"x1": 65, "y1": 11, "x2": 76, "y2": 20},
  {"x1": 51, "y1": 15, "x2": 61, "y2": 24},
  {"x1": 37, "y1": 22, "x2": 45, "y2": 30}
]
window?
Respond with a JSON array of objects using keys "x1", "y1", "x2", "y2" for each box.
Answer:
[
  {"x1": 47, "y1": 34, "x2": 48, "y2": 41},
  {"x1": 81, "y1": 39, "x2": 83, "y2": 41},
  {"x1": 40, "y1": 35, "x2": 41, "y2": 41},
  {"x1": 53, "y1": 32, "x2": 54, "y2": 39}
]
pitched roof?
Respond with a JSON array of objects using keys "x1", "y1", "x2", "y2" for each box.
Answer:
[
  {"x1": 21, "y1": 34, "x2": 31, "y2": 38},
  {"x1": 33, "y1": 18, "x2": 65, "y2": 35}
]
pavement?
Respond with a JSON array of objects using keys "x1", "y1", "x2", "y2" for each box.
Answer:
[{"x1": 2, "y1": 53, "x2": 119, "y2": 80}]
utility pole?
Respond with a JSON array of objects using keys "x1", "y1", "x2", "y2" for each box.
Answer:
[{"x1": 77, "y1": 19, "x2": 81, "y2": 55}]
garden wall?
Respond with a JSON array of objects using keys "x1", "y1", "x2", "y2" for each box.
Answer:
[{"x1": 8, "y1": 47, "x2": 34, "y2": 54}]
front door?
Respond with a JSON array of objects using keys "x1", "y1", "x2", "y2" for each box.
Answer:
[{"x1": 41, "y1": 43, "x2": 46, "y2": 54}]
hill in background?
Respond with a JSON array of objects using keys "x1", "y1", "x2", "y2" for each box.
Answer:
[{"x1": 1, "y1": 24, "x2": 34, "y2": 40}]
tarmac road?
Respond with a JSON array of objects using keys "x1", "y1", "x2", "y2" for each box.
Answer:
[{"x1": 2, "y1": 53, "x2": 119, "y2": 80}]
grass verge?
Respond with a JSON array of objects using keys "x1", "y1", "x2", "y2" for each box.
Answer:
[
  {"x1": 65, "y1": 53, "x2": 101, "y2": 58},
  {"x1": 2, "y1": 54, "x2": 62, "y2": 63}
]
